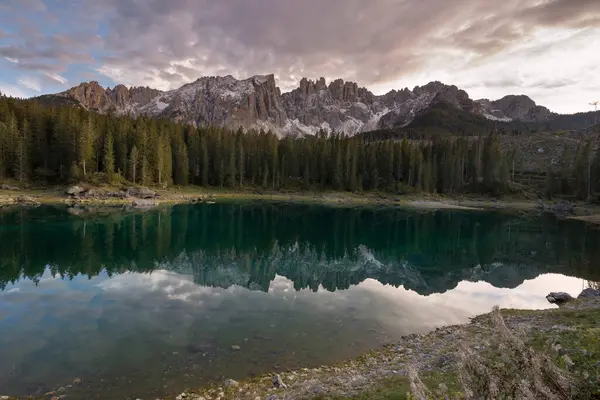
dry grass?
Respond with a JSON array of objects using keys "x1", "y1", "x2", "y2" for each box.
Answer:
[{"x1": 409, "y1": 307, "x2": 575, "y2": 400}]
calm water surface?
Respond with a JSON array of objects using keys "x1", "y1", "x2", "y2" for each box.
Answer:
[{"x1": 0, "y1": 203, "x2": 599, "y2": 399}]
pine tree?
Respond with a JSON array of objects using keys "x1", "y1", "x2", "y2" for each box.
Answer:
[
  {"x1": 129, "y1": 145, "x2": 139, "y2": 184},
  {"x1": 173, "y1": 136, "x2": 189, "y2": 185},
  {"x1": 201, "y1": 136, "x2": 209, "y2": 186},
  {"x1": 141, "y1": 156, "x2": 150, "y2": 185},
  {"x1": 15, "y1": 118, "x2": 29, "y2": 183},
  {"x1": 303, "y1": 161, "x2": 310, "y2": 189},
  {"x1": 227, "y1": 143, "x2": 236, "y2": 187},
  {"x1": 104, "y1": 133, "x2": 115, "y2": 182},
  {"x1": 238, "y1": 136, "x2": 244, "y2": 188},
  {"x1": 79, "y1": 115, "x2": 95, "y2": 179},
  {"x1": 162, "y1": 137, "x2": 173, "y2": 186}
]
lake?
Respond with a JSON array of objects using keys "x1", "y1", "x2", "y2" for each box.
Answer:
[{"x1": 0, "y1": 203, "x2": 598, "y2": 399}]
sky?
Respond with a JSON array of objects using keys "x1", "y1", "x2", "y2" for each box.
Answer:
[{"x1": 1, "y1": 0, "x2": 600, "y2": 113}]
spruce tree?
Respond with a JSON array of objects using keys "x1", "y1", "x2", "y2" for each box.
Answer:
[
  {"x1": 15, "y1": 119, "x2": 29, "y2": 183},
  {"x1": 104, "y1": 133, "x2": 115, "y2": 182},
  {"x1": 129, "y1": 145, "x2": 139, "y2": 184}
]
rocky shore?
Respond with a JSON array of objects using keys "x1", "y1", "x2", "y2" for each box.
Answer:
[{"x1": 163, "y1": 288, "x2": 600, "y2": 400}]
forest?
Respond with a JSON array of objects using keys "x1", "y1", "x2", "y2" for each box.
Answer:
[{"x1": 0, "y1": 94, "x2": 599, "y2": 199}]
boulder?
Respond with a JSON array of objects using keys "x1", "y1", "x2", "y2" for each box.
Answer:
[
  {"x1": 66, "y1": 186, "x2": 87, "y2": 196},
  {"x1": 224, "y1": 379, "x2": 238, "y2": 388},
  {"x1": 578, "y1": 288, "x2": 600, "y2": 299},
  {"x1": 105, "y1": 191, "x2": 128, "y2": 199},
  {"x1": 553, "y1": 200, "x2": 575, "y2": 216},
  {"x1": 125, "y1": 187, "x2": 157, "y2": 199},
  {"x1": 0, "y1": 184, "x2": 19, "y2": 191},
  {"x1": 546, "y1": 292, "x2": 573, "y2": 305},
  {"x1": 131, "y1": 199, "x2": 157, "y2": 208},
  {"x1": 16, "y1": 195, "x2": 40, "y2": 206},
  {"x1": 83, "y1": 189, "x2": 101, "y2": 199}
]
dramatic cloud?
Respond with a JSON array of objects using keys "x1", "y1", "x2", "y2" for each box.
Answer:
[{"x1": 0, "y1": 0, "x2": 599, "y2": 112}]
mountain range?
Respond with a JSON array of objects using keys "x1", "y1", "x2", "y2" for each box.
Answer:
[{"x1": 37, "y1": 74, "x2": 563, "y2": 136}]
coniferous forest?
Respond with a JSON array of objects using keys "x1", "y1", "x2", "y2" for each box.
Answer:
[{"x1": 1, "y1": 94, "x2": 599, "y2": 199}]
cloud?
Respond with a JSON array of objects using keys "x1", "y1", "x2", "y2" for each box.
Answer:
[
  {"x1": 0, "y1": 84, "x2": 28, "y2": 98},
  {"x1": 17, "y1": 76, "x2": 41, "y2": 92},
  {"x1": 43, "y1": 72, "x2": 68, "y2": 85},
  {"x1": 2, "y1": 0, "x2": 600, "y2": 112}
]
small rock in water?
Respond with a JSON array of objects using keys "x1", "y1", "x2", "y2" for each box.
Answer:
[
  {"x1": 224, "y1": 378, "x2": 238, "y2": 388},
  {"x1": 231, "y1": 345, "x2": 241, "y2": 351},
  {"x1": 176, "y1": 393, "x2": 188, "y2": 400},
  {"x1": 132, "y1": 198, "x2": 157, "y2": 208},
  {"x1": 546, "y1": 292, "x2": 573, "y2": 305},
  {"x1": 273, "y1": 374, "x2": 287, "y2": 388}
]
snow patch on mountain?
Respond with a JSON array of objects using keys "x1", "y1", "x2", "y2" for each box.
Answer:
[
  {"x1": 363, "y1": 108, "x2": 390, "y2": 132},
  {"x1": 156, "y1": 101, "x2": 169, "y2": 111},
  {"x1": 483, "y1": 113, "x2": 513, "y2": 122},
  {"x1": 283, "y1": 119, "x2": 332, "y2": 137}
]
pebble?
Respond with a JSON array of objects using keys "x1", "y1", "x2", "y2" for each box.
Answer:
[
  {"x1": 273, "y1": 374, "x2": 287, "y2": 388},
  {"x1": 231, "y1": 345, "x2": 241, "y2": 351}
]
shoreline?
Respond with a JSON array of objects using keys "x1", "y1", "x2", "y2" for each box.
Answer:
[
  {"x1": 3, "y1": 185, "x2": 600, "y2": 224},
  {"x1": 163, "y1": 296, "x2": 600, "y2": 400},
  {"x1": 2, "y1": 184, "x2": 596, "y2": 216},
  {"x1": 6, "y1": 295, "x2": 594, "y2": 400}
]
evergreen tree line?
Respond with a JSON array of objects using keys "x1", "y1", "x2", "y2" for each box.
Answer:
[{"x1": 0, "y1": 95, "x2": 599, "y2": 198}]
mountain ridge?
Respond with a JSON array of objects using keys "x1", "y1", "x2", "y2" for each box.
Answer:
[{"x1": 38, "y1": 74, "x2": 557, "y2": 136}]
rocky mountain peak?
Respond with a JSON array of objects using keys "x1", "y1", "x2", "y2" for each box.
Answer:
[
  {"x1": 476, "y1": 94, "x2": 555, "y2": 123},
  {"x1": 50, "y1": 74, "x2": 557, "y2": 136}
]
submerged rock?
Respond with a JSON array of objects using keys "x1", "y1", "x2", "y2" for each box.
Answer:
[
  {"x1": 132, "y1": 199, "x2": 157, "y2": 208},
  {"x1": 546, "y1": 292, "x2": 573, "y2": 305},
  {"x1": 231, "y1": 345, "x2": 241, "y2": 351}
]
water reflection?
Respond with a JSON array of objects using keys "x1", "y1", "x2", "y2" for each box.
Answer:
[
  {"x1": 0, "y1": 203, "x2": 598, "y2": 398},
  {"x1": 1, "y1": 204, "x2": 599, "y2": 294}
]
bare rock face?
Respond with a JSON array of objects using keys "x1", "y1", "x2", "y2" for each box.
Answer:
[
  {"x1": 149, "y1": 74, "x2": 287, "y2": 131},
  {"x1": 476, "y1": 95, "x2": 555, "y2": 122},
  {"x1": 282, "y1": 77, "x2": 382, "y2": 135},
  {"x1": 377, "y1": 81, "x2": 479, "y2": 129},
  {"x1": 63, "y1": 82, "x2": 160, "y2": 113},
  {"x1": 52, "y1": 75, "x2": 556, "y2": 137},
  {"x1": 64, "y1": 82, "x2": 112, "y2": 112}
]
